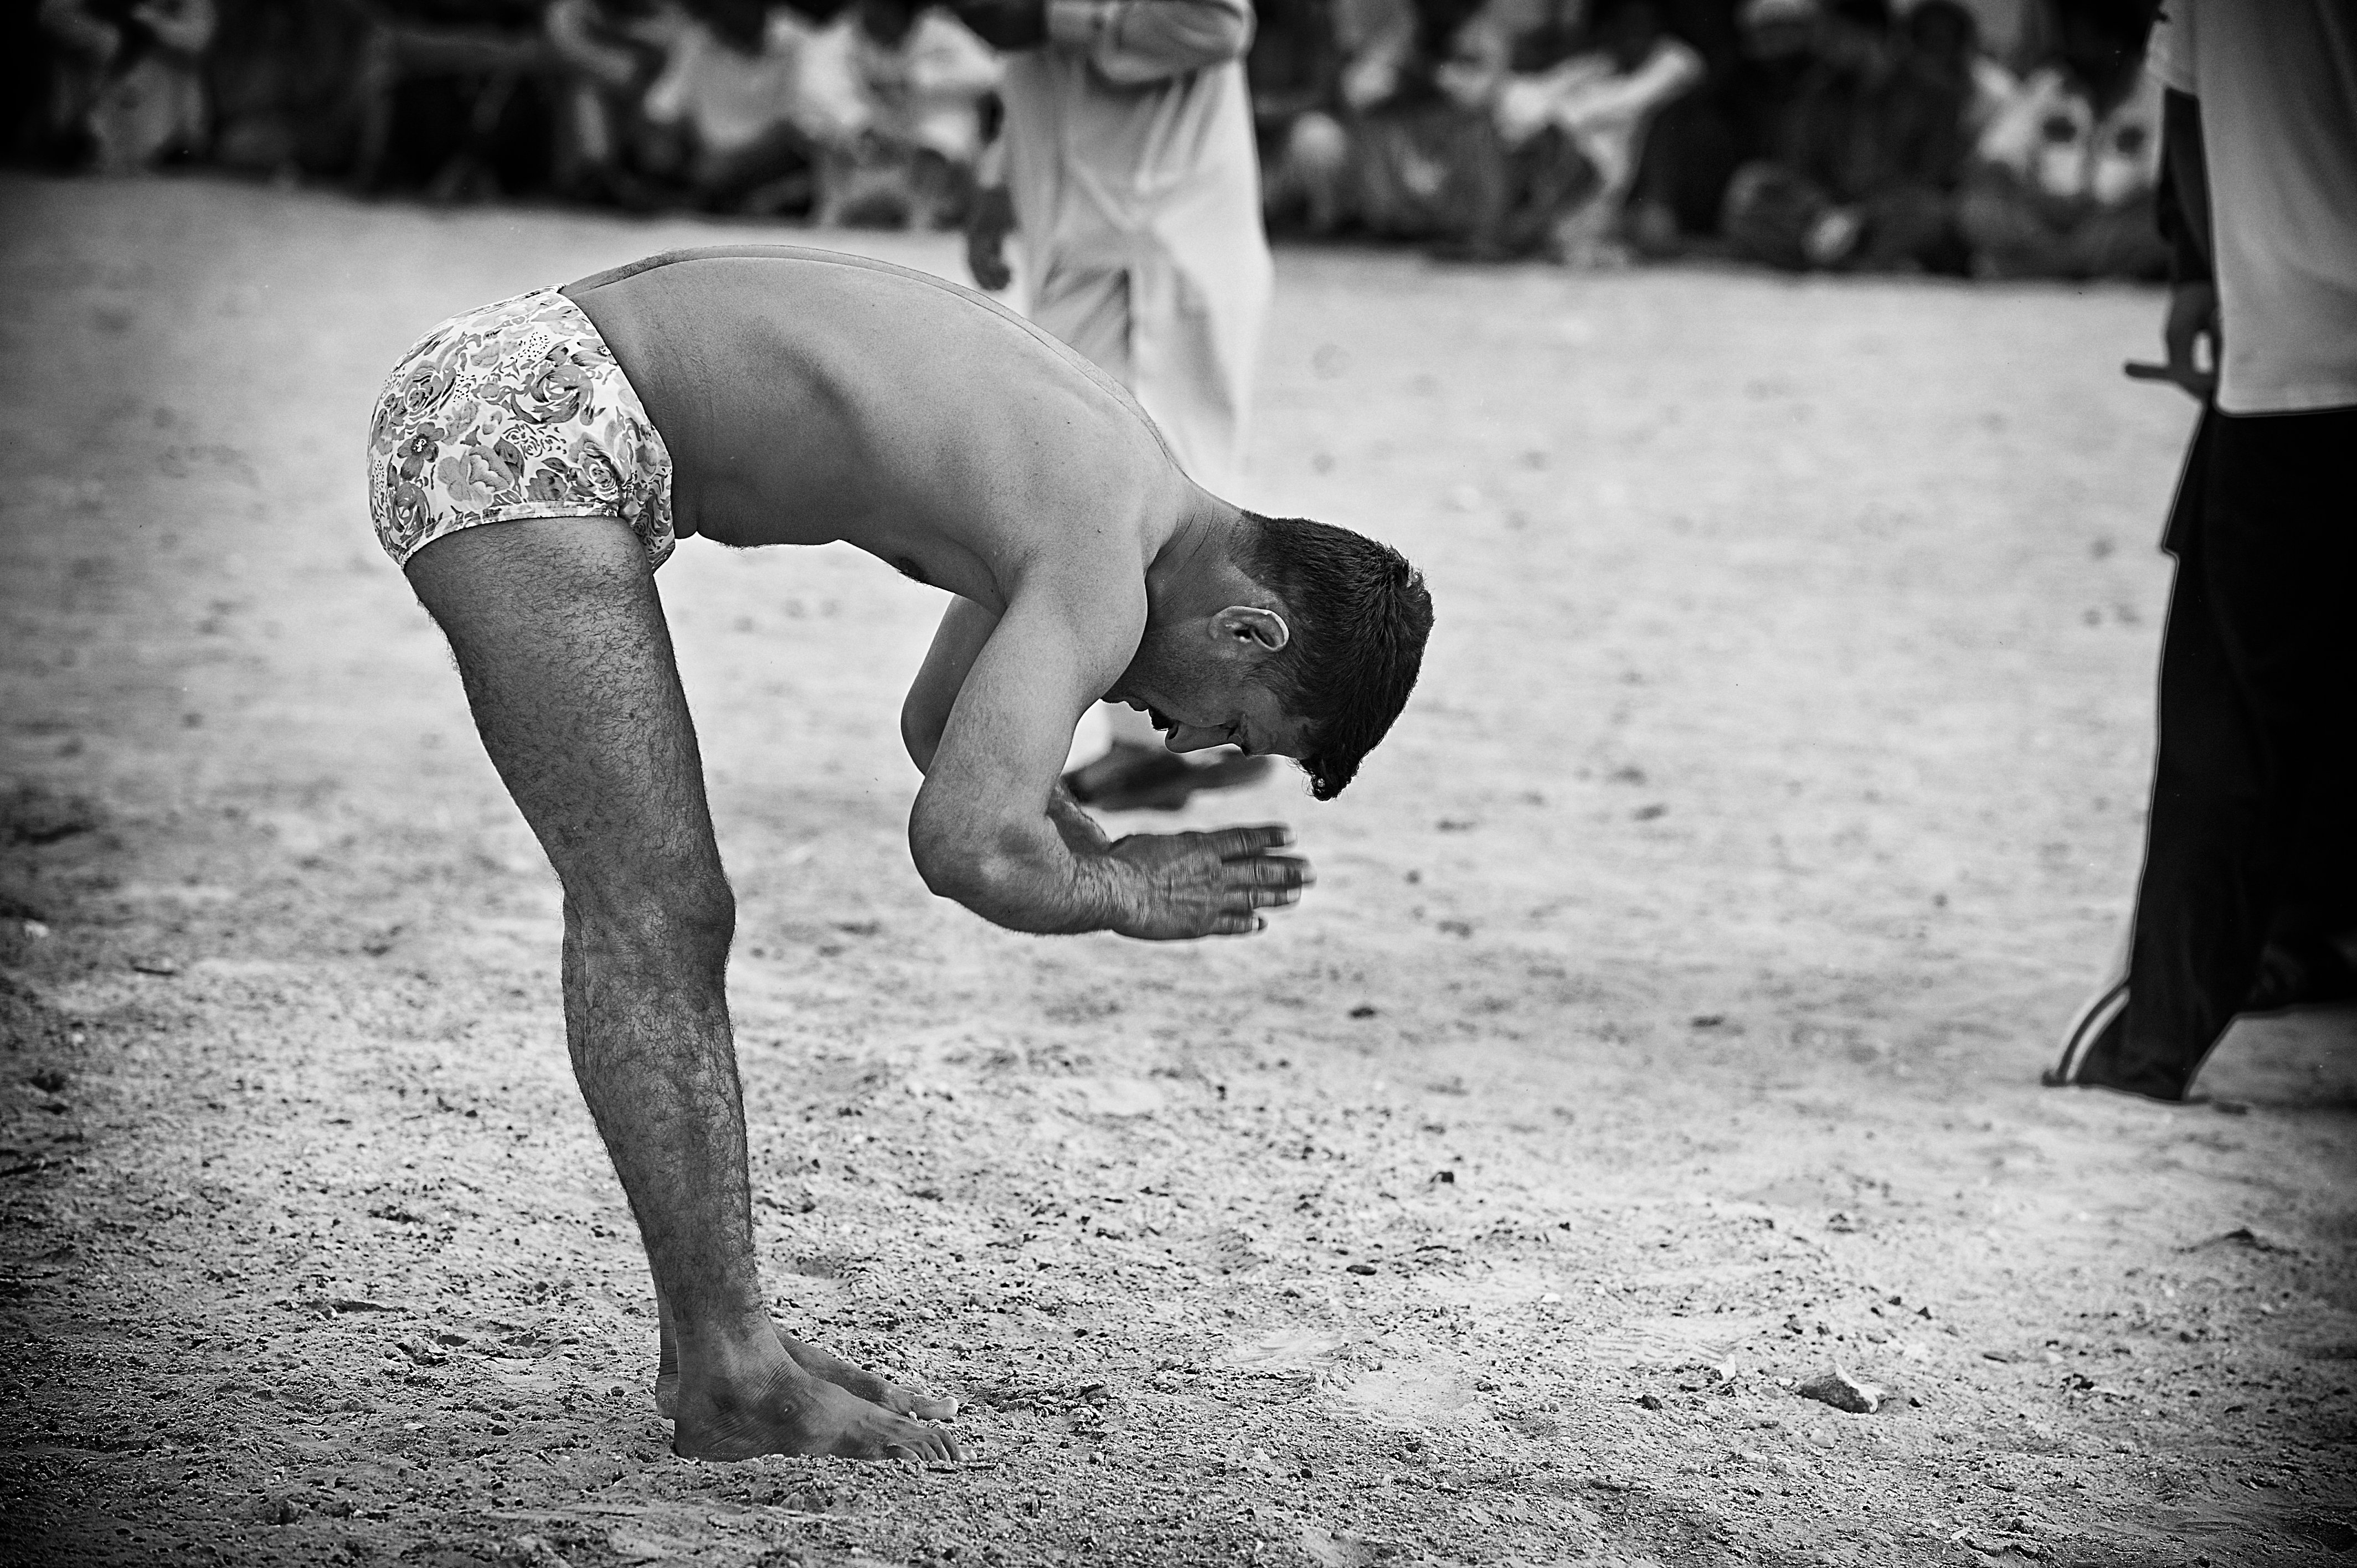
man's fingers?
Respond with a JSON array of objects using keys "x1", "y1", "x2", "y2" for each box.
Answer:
[
  {"x1": 1223, "y1": 876, "x2": 1304, "y2": 911},
  {"x1": 1216, "y1": 850, "x2": 1309, "y2": 883},
  {"x1": 1210, "y1": 823, "x2": 1295, "y2": 859}
]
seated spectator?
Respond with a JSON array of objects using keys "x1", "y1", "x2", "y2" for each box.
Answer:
[
  {"x1": 1479, "y1": 0, "x2": 1702, "y2": 262},
  {"x1": 204, "y1": 0, "x2": 377, "y2": 181},
  {"x1": 345, "y1": 0, "x2": 557, "y2": 202},
  {"x1": 544, "y1": 0, "x2": 670, "y2": 205},
  {"x1": 38, "y1": 0, "x2": 219, "y2": 173},
  {"x1": 1267, "y1": 0, "x2": 1483, "y2": 243},
  {"x1": 1271, "y1": 0, "x2": 1686, "y2": 261},
  {"x1": 1625, "y1": 0, "x2": 1813, "y2": 251},
  {"x1": 1903, "y1": 0, "x2": 2011, "y2": 142},
  {"x1": 637, "y1": 0, "x2": 819, "y2": 212},
  {"x1": 1249, "y1": 0, "x2": 1343, "y2": 229},
  {"x1": 1956, "y1": 0, "x2": 2164, "y2": 281},
  {"x1": 798, "y1": 0, "x2": 999, "y2": 229},
  {"x1": 1413, "y1": 0, "x2": 1598, "y2": 259},
  {"x1": 1720, "y1": 0, "x2": 1970, "y2": 273}
]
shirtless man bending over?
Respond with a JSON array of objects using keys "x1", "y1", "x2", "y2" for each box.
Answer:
[{"x1": 366, "y1": 246, "x2": 1433, "y2": 1463}]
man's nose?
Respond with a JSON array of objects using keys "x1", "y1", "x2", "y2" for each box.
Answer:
[{"x1": 1163, "y1": 725, "x2": 1223, "y2": 754}]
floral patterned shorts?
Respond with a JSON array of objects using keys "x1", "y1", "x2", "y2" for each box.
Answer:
[{"x1": 367, "y1": 288, "x2": 675, "y2": 570}]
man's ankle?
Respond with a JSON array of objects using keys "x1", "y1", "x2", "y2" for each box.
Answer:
[
  {"x1": 671, "y1": 1317, "x2": 791, "y2": 1385},
  {"x1": 2076, "y1": 1036, "x2": 2192, "y2": 1102}
]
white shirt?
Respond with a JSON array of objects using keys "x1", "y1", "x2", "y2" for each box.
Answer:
[
  {"x1": 995, "y1": 0, "x2": 1273, "y2": 489},
  {"x1": 2149, "y1": 0, "x2": 2357, "y2": 415}
]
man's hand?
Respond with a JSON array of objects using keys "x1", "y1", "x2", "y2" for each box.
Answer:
[
  {"x1": 965, "y1": 185, "x2": 1016, "y2": 292},
  {"x1": 2162, "y1": 280, "x2": 2219, "y2": 401},
  {"x1": 949, "y1": 0, "x2": 1046, "y2": 51},
  {"x1": 1107, "y1": 825, "x2": 1311, "y2": 940}
]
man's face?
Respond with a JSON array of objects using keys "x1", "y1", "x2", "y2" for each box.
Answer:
[
  {"x1": 1107, "y1": 671, "x2": 1312, "y2": 762},
  {"x1": 1107, "y1": 607, "x2": 1316, "y2": 760}
]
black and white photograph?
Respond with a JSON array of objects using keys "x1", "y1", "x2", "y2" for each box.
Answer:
[{"x1": 2, "y1": 0, "x2": 2353, "y2": 1561}]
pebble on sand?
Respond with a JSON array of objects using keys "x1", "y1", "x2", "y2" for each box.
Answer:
[{"x1": 1796, "y1": 1369, "x2": 1884, "y2": 1415}]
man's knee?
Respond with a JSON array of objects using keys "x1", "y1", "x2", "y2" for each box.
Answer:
[{"x1": 570, "y1": 868, "x2": 736, "y2": 969}]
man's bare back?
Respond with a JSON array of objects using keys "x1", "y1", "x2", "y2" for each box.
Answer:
[
  {"x1": 370, "y1": 247, "x2": 1430, "y2": 1462},
  {"x1": 564, "y1": 246, "x2": 1187, "y2": 611}
]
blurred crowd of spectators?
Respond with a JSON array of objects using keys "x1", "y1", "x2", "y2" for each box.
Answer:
[{"x1": 6, "y1": 0, "x2": 2166, "y2": 278}]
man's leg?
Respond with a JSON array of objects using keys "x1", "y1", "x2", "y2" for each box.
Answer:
[
  {"x1": 2090, "y1": 421, "x2": 2258, "y2": 1097},
  {"x1": 2082, "y1": 408, "x2": 2357, "y2": 1097},
  {"x1": 405, "y1": 517, "x2": 956, "y2": 1461}
]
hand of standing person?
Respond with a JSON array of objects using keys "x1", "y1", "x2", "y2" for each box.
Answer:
[
  {"x1": 2162, "y1": 280, "x2": 2219, "y2": 401},
  {"x1": 965, "y1": 184, "x2": 1016, "y2": 291}
]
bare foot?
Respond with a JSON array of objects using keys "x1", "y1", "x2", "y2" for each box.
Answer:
[
  {"x1": 672, "y1": 1360, "x2": 961, "y2": 1463},
  {"x1": 655, "y1": 1322, "x2": 959, "y2": 1421},
  {"x1": 782, "y1": 1334, "x2": 961, "y2": 1420}
]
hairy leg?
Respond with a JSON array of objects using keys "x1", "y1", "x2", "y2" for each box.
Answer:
[{"x1": 405, "y1": 518, "x2": 956, "y2": 1462}]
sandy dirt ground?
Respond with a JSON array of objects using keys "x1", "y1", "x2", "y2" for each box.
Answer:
[{"x1": 2, "y1": 173, "x2": 2353, "y2": 1568}]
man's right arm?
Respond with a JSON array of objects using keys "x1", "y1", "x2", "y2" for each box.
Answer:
[
  {"x1": 2157, "y1": 87, "x2": 2216, "y2": 401},
  {"x1": 903, "y1": 604, "x2": 1113, "y2": 857},
  {"x1": 902, "y1": 592, "x2": 1307, "y2": 938}
]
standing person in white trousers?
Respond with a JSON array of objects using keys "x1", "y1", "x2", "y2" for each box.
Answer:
[{"x1": 958, "y1": 0, "x2": 1278, "y2": 808}]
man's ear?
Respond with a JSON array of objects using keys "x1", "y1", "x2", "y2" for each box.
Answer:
[{"x1": 1210, "y1": 605, "x2": 1289, "y2": 653}]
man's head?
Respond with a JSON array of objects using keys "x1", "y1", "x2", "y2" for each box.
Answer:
[{"x1": 1114, "y1": 513, "x2": 1433, "y2": 801}]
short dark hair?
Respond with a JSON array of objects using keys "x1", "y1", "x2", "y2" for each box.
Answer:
[{"x1": 1241, "y1": 513, "x2": 1433, "y2": 801}]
